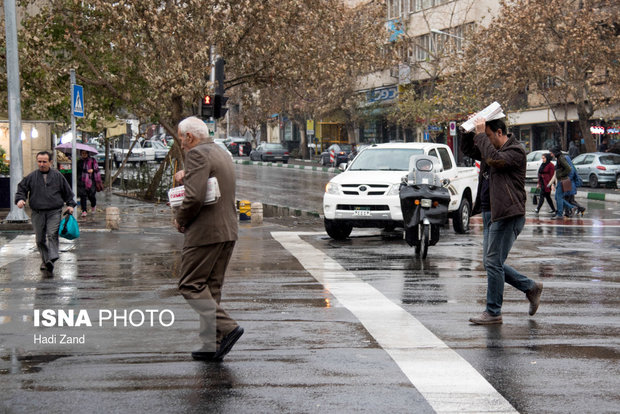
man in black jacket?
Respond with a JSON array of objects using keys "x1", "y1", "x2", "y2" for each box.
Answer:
[
  {"x1": 462, "y1": 118, "x2": 543, "y2": 325},
  {"x1": 15, "y1": 151, "x2": 76, "y2": 275}
]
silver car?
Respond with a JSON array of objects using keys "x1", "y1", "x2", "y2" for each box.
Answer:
[{"x1": 572, "y1": 152, "x2": 620, "y2": 188}]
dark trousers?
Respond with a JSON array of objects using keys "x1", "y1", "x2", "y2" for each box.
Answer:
[
  {"x1": 178, "y1": 240, "x2": 237, "y2": 348},
  {"x1": 536, "y1": 191, "x2": 555, "y2": 211},
  {"x1": 79, "y1": 187, "x2": 97, "y2": 211},
  {"x1": 31, "y1": 208, "x2": 62, "y2": 265}
]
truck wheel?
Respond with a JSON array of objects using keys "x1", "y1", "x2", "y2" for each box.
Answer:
[
  {"x1": 324, "y1": 218, "x2": 352, "y2": 240},
  {"x1": 452, "y1": 198, "x2": 471, "y2": 234}
]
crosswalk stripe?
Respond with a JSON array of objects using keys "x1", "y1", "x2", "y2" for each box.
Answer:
[{"x1": 272, "y1": 231, "x2": 518, "y2": 414}]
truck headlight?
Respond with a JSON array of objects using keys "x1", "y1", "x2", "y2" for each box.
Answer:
[
  {"x1": 421, "y1": 198, "x2": 432, "y2": 208},
  {"x1": 386, "y1": 184, "x2": 400, "y2": 196},
  {"x1": 325, "y1": 182, "x2": 340, "y2": 195}
]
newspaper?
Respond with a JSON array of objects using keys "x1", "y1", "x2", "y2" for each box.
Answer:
[
  {"x1": 460, "y1": 101, "x2": 506, "y2": 133},
  {"x1": 168, "y1": 177, "x2": 221, "y2": 207}
]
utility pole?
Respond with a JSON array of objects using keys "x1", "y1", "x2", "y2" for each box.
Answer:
[
  {"x1": 70, "y1": 69, "x2": 78, "y2": 212},
  {"x1": 4, "y1": 0, "x2": 29, "y2": 222}
]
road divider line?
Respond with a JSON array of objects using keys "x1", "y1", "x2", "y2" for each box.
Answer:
[
  {"x1": 0, "y1": 235, "x2": 37, "y2": 268},
  {"x1": 272, "y1": 231, "x2": 517, "y2": 414},
  {"x1": 0, "y1": 235, "x2": 76, "y2": 268}
]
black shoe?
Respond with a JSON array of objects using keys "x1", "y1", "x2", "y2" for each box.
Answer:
[
  {"x1": 578, "y1": 207, "x2": 586, "y2": 216},
  {"x1": 213, "y1": 326, "x2": 244, "y2": 361},
  {"x1": 191, "y1": 351, "x2": 216, "y2": 361},
  {"x1": 45, "y1": 262, "x2": 54, "y2": 272}
]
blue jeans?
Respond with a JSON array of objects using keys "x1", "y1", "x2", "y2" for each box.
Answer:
[
  {"x1": 554, "y1": 183, "x2": 575, "y2": 217},
  {"x1": 482, "y1": 211, "x2": 535, "y2": 316}
]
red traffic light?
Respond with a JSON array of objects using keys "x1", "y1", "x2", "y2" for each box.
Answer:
[{"x1": 203, "y1": 95, "x2": 212, "y2": 105}]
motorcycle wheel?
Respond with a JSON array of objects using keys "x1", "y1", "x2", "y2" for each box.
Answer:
[{"x1": 420, "y1": 223, "x2": 430, "y2": 259}]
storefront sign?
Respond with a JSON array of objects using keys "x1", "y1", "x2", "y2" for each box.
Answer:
[{"x1": 367, "y1": 87, "x2": 397, "y2": 103}]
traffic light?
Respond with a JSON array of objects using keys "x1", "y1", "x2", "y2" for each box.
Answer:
[
  {"x1": 199, "y1": 95, "x2": 214, "y2": 119},
  {"x1": 213, "y1": 94, "x2": 228, "y2": 119}
]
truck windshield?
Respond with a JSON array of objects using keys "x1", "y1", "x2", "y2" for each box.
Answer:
[{"x1": 348, "y1": 148, "x2": 424, "y2": 171}]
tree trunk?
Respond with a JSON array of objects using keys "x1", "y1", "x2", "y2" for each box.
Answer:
[
  {"x1": 576, "y1": 100, "x2": 595, "y2": 153},
  {"x1": 295, "y1": 118, "x2": 308, "y2": 159},
  {"x1": 144, "y1": 96, "x2": 184, "y2": 200}
]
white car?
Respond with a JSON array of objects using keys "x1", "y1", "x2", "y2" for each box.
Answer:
[
  {"x1": 526, "y1": 149, "x2": 566, "y2": 181},
  {"x1": 323, "y1": 142, "x2": 478, "y2": 240}
]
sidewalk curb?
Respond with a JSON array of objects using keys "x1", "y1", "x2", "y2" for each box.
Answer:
[
  {"x1": 527, "y1": 186, "x2": 620, "y2": 202},
  {"x1": 234, "y1": 159, "x2": 340, "y2": 174}
]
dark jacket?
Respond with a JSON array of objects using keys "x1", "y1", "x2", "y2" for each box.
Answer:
[
  {"x1": 473, "y1": 132, "x2": 527, "y2": 221},
  {"x1": 460, "y1": 130, "x2": 487, "y2": 216},
  {"x1": 15, "y1": 168, "x2": 76, "y2": 211},
  {"x1": 176, "y1": 140, "x2": 238, "y2": 248},
  {"x1": 554, "y1": 154, "x2": 572, "y2": 181}
]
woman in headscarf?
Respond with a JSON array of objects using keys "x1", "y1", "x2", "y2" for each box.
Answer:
[
  {"x1": 534, "y1": 153, "x2": 555, "y2": 214},
  {"x1": 77, "y1": 150, "x2": 103, "y2": 217}
]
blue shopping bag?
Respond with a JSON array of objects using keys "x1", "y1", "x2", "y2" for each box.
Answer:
[{"x1": 59, "y1": 212, "x2": 80, "y2": 240}]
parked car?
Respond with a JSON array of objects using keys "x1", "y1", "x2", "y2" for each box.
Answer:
[
  {"x1": 320, "y1": 144, "x2": 353, "y2": 167},
  {"x1": 526, "y1": 149, "x2": 566, "y2": 181},
  {"x1": 144, "y1": 139, "x2": 169, "y2": 161},
  {"x1": 225, "y1": 137, "x2": 252, "y2": 156},
  {"x1": 93, "y1": 143, "x2": 106, "y2": 165},
  {"x1": 572, "y1": 152, "x2": 620, "y2": 188},
  {"x1": 112, "y1": 139, "x2": 150, "y2": 167},
  {"x1": 249, "y1": 143, "x2": 290, "y2": 163}
]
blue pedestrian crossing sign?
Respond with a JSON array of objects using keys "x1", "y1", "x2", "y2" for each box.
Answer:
[{"x1": 72, "y1": 84, "x2": 85, "y2": 118}]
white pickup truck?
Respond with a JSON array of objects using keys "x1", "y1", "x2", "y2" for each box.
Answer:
[
  {"x1": 322, "y1": 142, "x2": 478, "y2": 240},
  {"x1": 112, "y1": 139, "x2": 155, "y2": 167}
]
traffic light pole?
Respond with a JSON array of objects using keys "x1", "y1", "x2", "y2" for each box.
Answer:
[{"x1": 210, "y1": 46, "x2": 216, "y2": 133}]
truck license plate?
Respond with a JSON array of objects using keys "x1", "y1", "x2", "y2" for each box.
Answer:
[{"x1": 353, "y1": 207, "x2": 371, "y2": 216}]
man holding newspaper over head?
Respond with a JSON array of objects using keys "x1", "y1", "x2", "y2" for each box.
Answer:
[
  {"x1": 460, "y1": 103, "x2": 543, "y2": 325},
  {"x1": 173, "y1": 116, "x2": 243, "y2": 361}
]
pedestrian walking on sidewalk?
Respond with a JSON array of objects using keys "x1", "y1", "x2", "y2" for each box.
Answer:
[
  {"x1": 461, "y1": 117, "x2": 543, "y2": 325},
  {"x1": 77, "y1": 150, "x2": 103, "y2": 217},
  {"x1": 549, "y1": 147, "x2": 577, "y2": 219},
  {"x1": 534, "y1": 153, "x2": 556, "y2": 214},
  {"x1": 173, "y1": 116, "x2": 243, "y2": 361},
  {"x1": 15, "y1": 151, "x2": 76, "y2": 276},
  {"x1": 563, "y1": 155, "x2": 586, "y2": 217}
]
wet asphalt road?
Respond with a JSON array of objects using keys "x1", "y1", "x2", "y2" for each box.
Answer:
[{"x1": 0, "y1": 162, "x2": 619, "y2": 413}]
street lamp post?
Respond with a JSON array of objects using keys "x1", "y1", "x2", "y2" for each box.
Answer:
[{"x1": 4, "y1": 0, "x2": 29, "y2": 222}]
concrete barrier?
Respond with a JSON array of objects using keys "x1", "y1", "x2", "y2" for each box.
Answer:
[
  {"x1": 106, "y1": 207, "x2": 120, "y2": 230},
  {"x1": 251, "y1": 202, "x2": 263, "y2": 225}
]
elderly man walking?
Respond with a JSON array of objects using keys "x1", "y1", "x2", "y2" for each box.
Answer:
[
  {"x1": 15, "y1": 151, "x2": 76, "y2": 276},
  {"x1": 173, "y1": 116, "x2": 243, "y2": 361}
]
